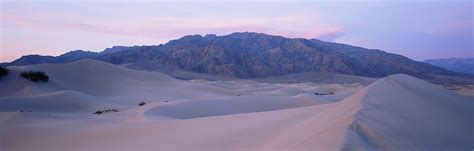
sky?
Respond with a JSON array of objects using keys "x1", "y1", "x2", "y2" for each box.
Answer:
[{"x1": 0, "y1": 0, "x2": 473, "y2": 62}]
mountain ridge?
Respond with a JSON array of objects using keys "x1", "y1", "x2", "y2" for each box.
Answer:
[
  {"x1": 424, "y1": 58, "x2": 474, "y2": 74},
  {"x1": 2, "y1": 32, "x2": 473, "y2": 84}
]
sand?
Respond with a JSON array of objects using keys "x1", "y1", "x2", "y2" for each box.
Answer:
[{"x1": 0, "y1": 59, "x2": 472, "y2": 151}]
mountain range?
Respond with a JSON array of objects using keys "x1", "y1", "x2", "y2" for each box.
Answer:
[
  {"x1": 2, "y1": 32, "x2": 473, "y2": 84},
  {"x1": 424, "y1": 58, "x2": 474, "y2": 75}
]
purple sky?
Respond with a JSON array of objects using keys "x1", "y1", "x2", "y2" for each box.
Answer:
[{"x1": 1, "y1": 0, "x2": 473, "y2": 62}]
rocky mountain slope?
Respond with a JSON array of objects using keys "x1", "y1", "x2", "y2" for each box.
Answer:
[{"x1": 3, "y1": 32, "x2": 472, "y2": 84}]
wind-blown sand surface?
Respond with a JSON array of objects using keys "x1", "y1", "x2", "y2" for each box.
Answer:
[{"x1": 0, "y1": 60, "x2": 473, "y2": 151}]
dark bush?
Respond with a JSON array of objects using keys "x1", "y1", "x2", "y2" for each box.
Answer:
[
  {"x1": 93, "y1": 109, "x2": 119, "y2": 115},
  {"x1": 21, "y1": 71, "x2": 49, "y2": 82},
  {"x1": 139, "y1": 101, "x2": 146, "y2": 106},
  {"x1": 314, "y1": 92, "x2": 334, "y2": 95},
  {"x1": 0, "y1": 67, "x2": 8, "y2": 80}
]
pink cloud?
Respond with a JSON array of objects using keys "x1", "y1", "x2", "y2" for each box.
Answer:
[
  {"x1": 2, "y1": 11, "x2": 344, "y2": 40},
  {"x1": 426, "y1": 19, "x2": 473, "y2": 35}
]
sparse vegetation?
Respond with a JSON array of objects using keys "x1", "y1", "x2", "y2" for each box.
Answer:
[
  {"x1": 314, "y1": 92, "x2": 334, "y2": 95},
  {"x1": 0, "y1": 67, "x2": 8, "y2": 80},
  {"x1": 20, "y1": 71, "x2": 49, "y2": 82},
  {"x1": 139, "y1": 101, "x2": 146, "y2": 106},
  {"x1": 93, "y1": 109, "x2": 119, "y2": 115}
]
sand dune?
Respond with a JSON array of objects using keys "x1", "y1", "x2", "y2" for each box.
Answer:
[
  {"x1": 0, "y1": 60, "x2": 472, "y2": 151},
  {"x1": 254, "y1": 71, "x2": 377, "y2": 85},
  {"x1": 0, "y1": 90, "x2": 101, "y2": 113},
  {"x1": 344, "y1": 74, "x2": 474, "y2": 150}
]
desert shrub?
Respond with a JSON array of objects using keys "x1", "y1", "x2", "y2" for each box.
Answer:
[
  {"x1": 21, "y1": 71, "x2": 49, "y2": 82},
  {"x1": 139, "y1": 101, "x2": 146, "y2": 106},
  {"x1": 93, "y1": 109, "x2": 119, "y2": 115},
  {"x1": 0, "y1": 67, "x2": 8, "y2": 80},
  {"x1": 314, "y1": 92, "x2": 334, "y2": 95}
]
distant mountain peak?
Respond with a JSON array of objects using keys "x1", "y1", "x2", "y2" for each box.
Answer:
[
  {"x1": 101, "y1": 46, "x2": 131, "y2": 54},
  {"x1": 228, "y1": 32, "x2": 285, "y2": 39},
  {"x1": 204, "y1": 34, "x2": 217, "y2": 38}
]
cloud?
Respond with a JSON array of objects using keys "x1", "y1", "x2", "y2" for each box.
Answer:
[
  {"x1": 2, "y1": 11, "x2": 344, "y2": 40},
  {"x1": 426, "y1": 19, "x2": 473, "y2": 36},
  {"x1": 312, "y1": 28, "x2": 345, "y2": 42}
]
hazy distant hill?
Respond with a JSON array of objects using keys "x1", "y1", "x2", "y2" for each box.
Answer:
[
  {"x1": 6, "y1": 50, "x2": 98, "y2": 66},
  {"x1": 5, "y1": 47, "x2": 129, "y2": 66},
  {"x1": 424, "y1": 58, "x2": 474, "y2": 74},
  {"x1": 3, "y1": 32, "x2": 473, "y2": 84}
]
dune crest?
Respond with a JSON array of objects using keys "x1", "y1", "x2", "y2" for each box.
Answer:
[{"x1": 343, "y1": 74, "x2": 474, "y2": 150}]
